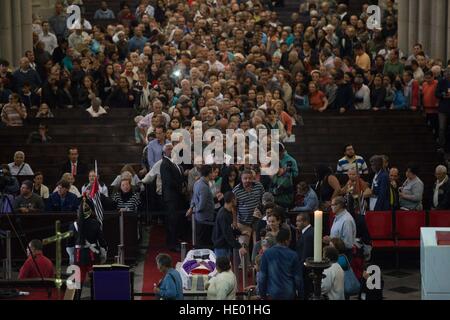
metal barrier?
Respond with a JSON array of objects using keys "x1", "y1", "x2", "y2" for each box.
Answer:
[
  {"x1": 191, "y1": 214, "x2": 196, "y2": 248},
  {"x1": 1, "y1": 231, "x2": 12, "y2": 280},
  {"x1": 181, "y1": 242, "x2": 187, "y2": 262},
  {"x1": 233, "y1": 247, "x2": 249, "y2": 299},
  {"x1": 116, "y1": 213, "x2": 125, "y2": 264},
  {"x1": 242, "y1": 251, "x2": 248, "y2": 295}
]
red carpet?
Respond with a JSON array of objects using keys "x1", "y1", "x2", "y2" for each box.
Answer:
[
  {"x1": 141, "y1": 226, "x2": 180, "y2": 300},
  {"x1": 141, "y1": 226, "x2": 253, "y2": 299}
]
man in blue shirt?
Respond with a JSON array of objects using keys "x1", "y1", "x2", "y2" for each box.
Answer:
[
  {"x1": 128, "y1": 27, "x2": 148, "y2": 53},
  {"x1": 324, "y1": 196, "x2": 356, "y2": 256},
  {"x1": 94, "y1": 1, "x2": 116, "y2": 20},
  {"x1": 154, "y1": 253, "x2": 184, "y2": 300},
  {"x1": 259, "y1": 228, "x2": 303, "y2": 300},
  {"x1": 46, "y1": 180, "x2": 80, "y2": 212},
  {"x1": 188, "y1": 165, "x2": 216, "y2": 248},
  {"x1": 147, "y1": 126, "x2": 168, "y2": 169}
]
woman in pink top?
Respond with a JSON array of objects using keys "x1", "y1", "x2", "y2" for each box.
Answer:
[{"x1": 274, "y1": 99, "x2": 293, "y2": 137}]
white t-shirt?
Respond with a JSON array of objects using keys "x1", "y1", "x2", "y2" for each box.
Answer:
[
  {"x1": 86, "y1": 106, "x2": 108, "y2": 118},
  {"x1": 207, "y1": 270, "x2": 237, "y2": 300},
  {"x1": 321, "y1": 262, "x2": 345, "y2": 300}
]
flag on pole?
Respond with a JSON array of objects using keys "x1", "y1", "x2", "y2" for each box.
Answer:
[{"x1": 90, "y1": 161, "x2": 104, "y2": 228}]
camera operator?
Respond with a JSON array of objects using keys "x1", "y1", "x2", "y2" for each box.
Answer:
[
  {"x1": 269, "y1": 162, "x2": 294, "y2": 209},
  {"x1": 0, "y1": 164, "x2": 20, "y2": 195}
]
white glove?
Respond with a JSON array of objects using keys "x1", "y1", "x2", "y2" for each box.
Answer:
[
  {"x1": 100, "y1": 248, "x2": 107, "y2": 264},
  {"x1": 66, "y1": 247, "x2": 75, "y2": 266}
]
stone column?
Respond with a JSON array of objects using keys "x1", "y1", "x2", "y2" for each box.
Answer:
[
  {"x1": 397, "y1": 0, "x2": 409, "y2": 56},
  {"x1": 0, "y1": 0, "x2": 13, "y2": 64},
  {"x1": 32, "y1": 0, "x2": 57, "y2": 19},
  {"x1": 21, "y1": 0, "x2": 34, "y2": 55},
  {"x1": 431, "y1": 0, "x2": 447, "y2": 61},
  {"x1": 447, "y1": 0, "x2": 450, "y2": 62},
  {"x1": 11, "y1": 0, "x2": 23, "y2": 64},
  {"x1": 417, "y1": 0, "x2": 431, "y2": 55},
  {"x1": 407, "y1": 0, "x2": 418, "y2": 52}
]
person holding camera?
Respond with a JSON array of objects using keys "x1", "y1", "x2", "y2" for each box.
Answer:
[
  {"x1": 279, "y1": 144, "x2": 299, "y2": 178},
  {"x1": 269, "y1": 164, "x2": 294, "y2": 209},
  {"x1": 0, "y1": 164, "x2": 20, "y2": 196}
]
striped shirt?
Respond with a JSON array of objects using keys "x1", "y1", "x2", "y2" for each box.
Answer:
[
  {"x1": 336, "y1": 155, "x2": 368, "y2": 175},
  {"x1": 1, "y1": 103, "x2": 27, "y2": 126},
  {"x1": 232, "y1": 182, "x2": 265, "y2": 225},
  {"x1": 112, "y1": 192, "x2": 141, "y2": 213}
]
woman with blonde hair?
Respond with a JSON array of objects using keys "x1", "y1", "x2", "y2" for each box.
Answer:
[{"x1": 111, "y1": 164, "x2": 142, "y2": 189}]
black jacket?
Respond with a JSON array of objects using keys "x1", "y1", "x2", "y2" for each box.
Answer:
[
  {"x1": 160, "y1": 156, "x2": 184, "y2": 203},
  {"x1": 296, "y1": 226, "x2": 314, "y2": 266},
  {"x1": 60, "y1": 161, "x2": 89, "y2": 179},
  {"x1": 212, "y1": 207, "x2": 241, "y2": 250},
  {"x1": 335, "y1": 82, "x2": 354, "y2": 111},
  {"x1": 67, "y1": 217, "x2": 107, "y2": 250},
  {"x1": 106, "y1": 88, "x2": 134, "y2": 108},
  {"x1": 431, "y1": 179, "x2": 450, "y2": 210},
  {"x1": 436, "y1": 78, "x2": 450, "y2": 113}
]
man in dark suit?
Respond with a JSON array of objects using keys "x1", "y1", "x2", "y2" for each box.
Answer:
[
  {"x1": 370, "y1": 155, "x2": 390, "y2": 211},
  {"x1": 60, "y1": 148, "x2": 89, "y2": 185},
  {"x1": 160, "y1": 144, "x2": 185, "y2": 252},
  {"x1": 295, "y1": 213, "x2": 314, "y2": 300},
  {"x1": 431, "y1": 165, "x2": 450, "y2": 210}
]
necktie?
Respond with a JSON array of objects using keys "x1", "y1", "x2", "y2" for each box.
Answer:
[{"x1": 72, "y1": 163, "x2": 77, "y2": 176}]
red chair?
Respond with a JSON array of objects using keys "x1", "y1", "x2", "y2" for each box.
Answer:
[
  {"x1": 429, "y1": 211, "x2": 450, "y2": 227},
  {"x1": 365, "y1": 211, "x2": 395, "y2": 248},
  {"x1": 395, "y1": 211, "x2": 426, "y2": 248}
]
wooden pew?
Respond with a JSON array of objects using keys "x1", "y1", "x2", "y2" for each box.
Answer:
[{"x1": 0, "y1": 212, "x2": 138, "y2": 265}]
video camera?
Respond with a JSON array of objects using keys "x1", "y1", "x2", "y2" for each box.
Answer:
[{"x1": 0, "y1": 169, "x2": 13, "y2": 194}]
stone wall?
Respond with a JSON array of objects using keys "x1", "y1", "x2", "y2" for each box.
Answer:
[
  {"x1": 0, "y1": 0, "x2": 33, "y2": 66},
  {"x1": 398, "y1": 0, "x2": 450, "y2": 62},
  {"x1": 32, "y1": 0, "x2": 57, "y2": 19}
]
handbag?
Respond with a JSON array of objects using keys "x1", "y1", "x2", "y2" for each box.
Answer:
[{"x1": 343, "y1": 255, "x2": 361, "y2": 296}]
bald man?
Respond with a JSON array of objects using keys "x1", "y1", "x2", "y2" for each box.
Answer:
[{"x1": 432, "y1": 165, "x2": 450, "y2": 210}]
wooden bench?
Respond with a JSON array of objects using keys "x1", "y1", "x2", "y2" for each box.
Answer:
[{"x1": 0, "y1": 212, "x2": 139, "y2": 265}]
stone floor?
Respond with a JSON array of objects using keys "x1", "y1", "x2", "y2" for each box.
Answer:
[
  {"x1": 381, "y1": 269, "x2": 421, "y2": 300},
  {"x1": 2, "y1": 226, "x2": 424, "y2": 300}
]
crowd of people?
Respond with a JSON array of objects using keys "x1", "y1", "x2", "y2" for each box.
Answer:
[{"x1": 2, "y1": 0, "x2": 450, "y2": 300}]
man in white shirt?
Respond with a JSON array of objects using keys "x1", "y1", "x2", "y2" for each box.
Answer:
[
  {"x1": 8, "y1": 151, "x2": 34, "y2": 176},
  {"x1": 68, "y1": 26, "x2": 89, "y2": 55},
  {"x1": 39, "y1": 21, "x2": 58, "y2": 55},
  {"x1": 321, "y1": 246, "x2": 345, "y2": 300},
  {"x1": 207, "y1": 50, "x2": 225, "y2": 73},
  {"x1": 136, "y1": 1, "x2": 155, "y2": 18},
  {"x1": 206, "y1": 256, "x2": 237, "y2": 300},
  {"x1": 86, "y1": 98, "x2": 108, "y2": 118}
]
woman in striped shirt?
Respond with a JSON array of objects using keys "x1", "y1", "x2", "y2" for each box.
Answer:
[
  {"x1": 112, "y1": 179, "x2": 141, "y2": 213},
  {"x1": 1, "y1": 93, "x2": 27, "y2": 126}
]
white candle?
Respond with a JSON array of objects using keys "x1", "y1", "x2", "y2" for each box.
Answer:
[{"x1": 314, "y1": 211, "x2": 323, "y2": 262}]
